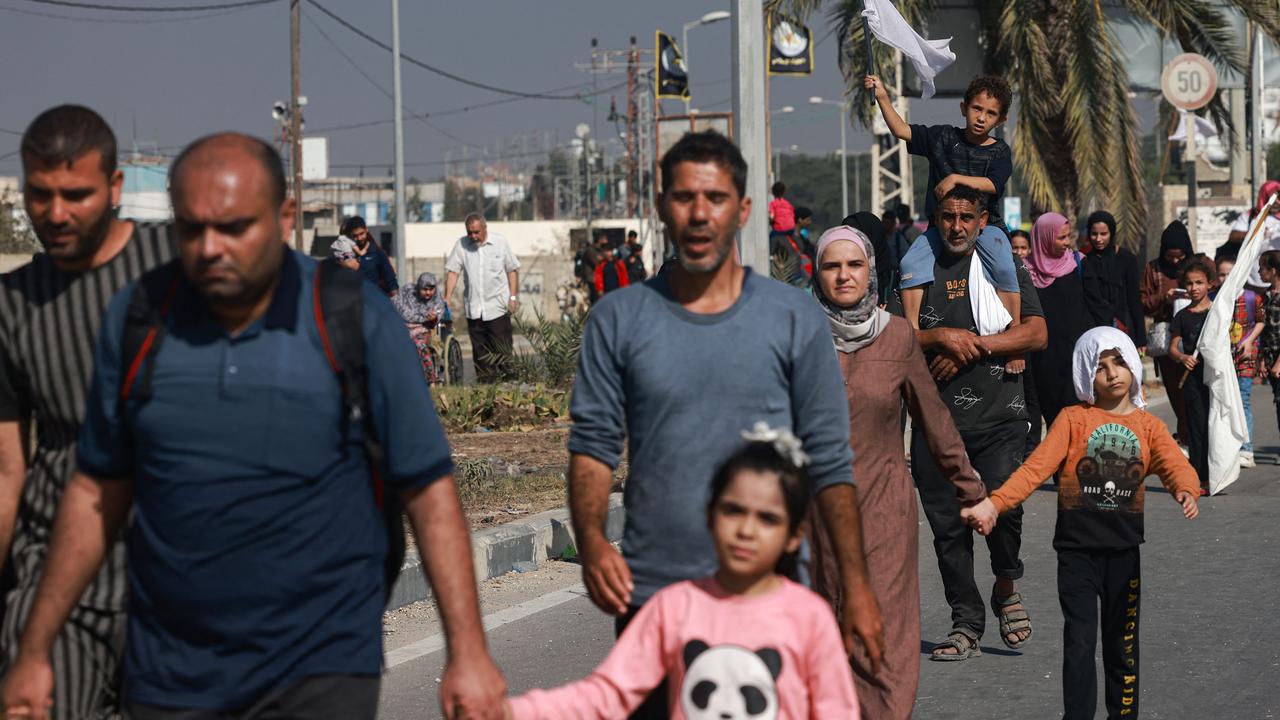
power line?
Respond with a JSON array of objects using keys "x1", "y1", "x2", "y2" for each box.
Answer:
[
  {"x1": 304, "y1": 0, "x2": 589, "y2": 101},
  {"x1": 16, "y1": 0, "x2": 279, "y2": 11},
  {"x1": 0, "y1": 129, "x2": 23, "y2": 136},
  {"x1": 301, "y1": 8, "x2": 480, "y2": 149},
  {"x1": 0, "y1": 3, "x2": 255, "y2": 22}
]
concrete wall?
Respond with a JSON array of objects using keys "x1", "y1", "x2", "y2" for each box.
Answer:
[
  {"x1": 403, "y1": 218, "x2": 654, "y2": 324},
  {"x1": 405, "y1": 218, "x2": 644, "y2": 258},
  {"x1": 403, "y1": 253, "x2": 578, "y2": 324}
]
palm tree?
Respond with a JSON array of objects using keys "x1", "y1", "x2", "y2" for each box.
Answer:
[{"x1": 774, "y1": 0, "x2": 1280, "y2": 246}]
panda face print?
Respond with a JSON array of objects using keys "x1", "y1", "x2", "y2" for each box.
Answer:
[{"x1": 680, "y1": 640, "x2": 783, "y2": 720}]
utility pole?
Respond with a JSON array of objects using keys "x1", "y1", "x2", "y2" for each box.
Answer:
[
  {"x1": 391, "y1": 0, "x2": 407, "y2": 273},
  {"x1": 1252, "y1": 22, "x2": 1265, "y2": 201},
  {"x1": 731, "y1": 0, "x2": 769, "y2": 272},
  {"x1": 290, "y1": 0, "x2": 304, "y2": 251},
  {"x1": 627, "y1": 36, "x2": 639, "y2": 216}
]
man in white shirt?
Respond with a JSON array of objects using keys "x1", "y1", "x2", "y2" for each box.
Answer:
[{"x1": 443, "y1": 213, "x2": 521, "y2": 382}]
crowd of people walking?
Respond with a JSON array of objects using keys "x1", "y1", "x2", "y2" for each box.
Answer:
[{"x1": 0, "y1": 82, "x2": 1264, "y2": 720}]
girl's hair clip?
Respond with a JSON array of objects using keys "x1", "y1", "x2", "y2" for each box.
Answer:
[{"x1": 741, "y1": 421, "x2": 811, "y2": 468}]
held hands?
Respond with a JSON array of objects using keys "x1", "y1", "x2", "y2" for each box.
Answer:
[
  {"x1": 440, "y1": 652, "x2": 507, "y2": 720},
  {"x1": 863, "y1": 74, "x2": 888, "y2": 101},
  {"x1": 960, "y1": 499, "x2": 999, "y2": 536},
  {"x1": 2, "y1": 654, "x2": 54, "y2": 720},
  {"x1": 1175, "y1": 491, "x2": 1200, "y2": 520}
]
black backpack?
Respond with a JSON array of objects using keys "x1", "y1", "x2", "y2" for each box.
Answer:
[{"x1": 118, "y1": 257, "x2": 406, "y2": 604}]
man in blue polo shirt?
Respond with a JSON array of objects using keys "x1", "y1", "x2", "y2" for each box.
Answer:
[{"x1": 1, "y1": 134, "x2": 505, "y2": 719}]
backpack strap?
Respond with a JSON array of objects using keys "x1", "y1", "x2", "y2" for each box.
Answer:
[
  {"x1": 313, "y1": 258, "x2": 385, "y2": 492},
  {"x1": 119, "y1": 260, "x2": 182, "y2": 406},
  {"x1": 313, "y1": 258, "x2": 405, "y2": 602}
]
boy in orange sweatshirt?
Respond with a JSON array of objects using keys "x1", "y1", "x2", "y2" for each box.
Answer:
[{"x1": 963, "y1": 326, "x2": 1199, "y2": 720}]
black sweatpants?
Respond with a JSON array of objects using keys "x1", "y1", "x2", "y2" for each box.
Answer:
[
  {"x1": 466, "y1": 314, "x2": 513, "y2": 383},
  {"x1": 914, "y1": 419, "x2": 1026, "y2": 638},
  {"x1": 1182, "y1": 370, "x2": 1210, "y2": 488},
  {"x1": 1058, "y1": 548, "x2": 1141, "y2": 720},
  {"x1": 127, "y1": 674, "x2": 379, "y2": 720}
]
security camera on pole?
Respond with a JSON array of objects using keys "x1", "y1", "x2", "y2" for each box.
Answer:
[{"x1": 1162, "y1": 53, "x2": 1218, "y2": 250}]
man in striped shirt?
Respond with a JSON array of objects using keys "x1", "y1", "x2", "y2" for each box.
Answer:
[{"x1": 0, "y1": 105, "x2": 173, "y2": 719}]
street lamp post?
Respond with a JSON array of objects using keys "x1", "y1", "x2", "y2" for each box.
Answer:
[
  {"x1": 810, "y1": 96, "x2": 849, "y2": 217},
  {"x1": 769, "y1": 105, "x2": 793, "y2": 181},
  {"x1": 683, "y1": 10, "x2": 731, "y2": 115}
]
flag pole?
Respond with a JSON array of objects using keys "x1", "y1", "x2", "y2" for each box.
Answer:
[{"x1": 862, "y1": 0, "x2": 875, "y2": 105}]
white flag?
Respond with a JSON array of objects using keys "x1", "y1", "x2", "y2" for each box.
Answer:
[
  {"x1": 1197, "y1": 192, "x2": 1277, "y2": 495},
  {"x1": 861, "y1": 0, "x2": 955, "y2": 99}
]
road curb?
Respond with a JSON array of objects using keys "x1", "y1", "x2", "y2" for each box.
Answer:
[{"x1": 387, "y1": 492, "x2": 625, "y2": 610}]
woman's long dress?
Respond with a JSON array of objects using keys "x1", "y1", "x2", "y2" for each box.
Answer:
[
  {"x1": 809, "y1": 315, "x2": 985, "y2": 720},
  {"x1": 1031, "y1": 271, "x2": 1096, "y2": 426}
]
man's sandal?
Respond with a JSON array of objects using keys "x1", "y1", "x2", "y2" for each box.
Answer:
[
  {"x1": 929, "y1": 630, "x2": 982, "y2": 661},
  {"x1": 990, "y1": 591, "x2": 1033, "y2": 650}
]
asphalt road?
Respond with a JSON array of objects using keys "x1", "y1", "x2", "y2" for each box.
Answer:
[{"x1": 381, "y1": 388, "x2": 1280, "y2": 719}]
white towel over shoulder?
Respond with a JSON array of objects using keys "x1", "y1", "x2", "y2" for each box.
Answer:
[
  {"x1": 861, "y1": 0, "x2": 955, "y2": 99},
  {"x1": 969, "y1": 255, "x2": 1011, "y2": 336}
]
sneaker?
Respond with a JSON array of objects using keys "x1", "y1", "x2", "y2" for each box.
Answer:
[{"x1": 1240, "y1": 450, "x2": 1256, "y2": 468}]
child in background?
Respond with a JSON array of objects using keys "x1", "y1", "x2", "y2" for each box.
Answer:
[
  {"x1": 1215, "y1": 257, "x2": 1265, "y2": 468},
  {"x1": 1010, "y1": 230, "x2": 1031, "y2": 267},
  {"x1": 962, "y1": 326, "x2": 1199, "y2": 720},
  {"x1": 1259, "y1": 251, "x2": 1280, "y2": 446},
  {"x1": 506, "y1": 425, "x2": 858, "y2": 719},
  {"x1": 795, "y1": 206, "x2": 814, "y2": 257},
  {"x1": 1168, "y1": 258, "x2": 1216, "y2": 492},
  {"x1": 866, "y1": 73, "x2": 1020, "y2": 335},
  {"x1": 768, "y1": 182, "x2": 796, "y2": 238}
]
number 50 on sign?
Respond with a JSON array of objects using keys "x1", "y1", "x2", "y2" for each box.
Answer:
[{"x1": 1161, "y1": 53, "x2": 1218, "y2": 111}]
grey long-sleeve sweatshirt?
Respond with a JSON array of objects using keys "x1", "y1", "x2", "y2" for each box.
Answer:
[{"x1": 568, "y1": 269, "x2": 855, "y2": 604}]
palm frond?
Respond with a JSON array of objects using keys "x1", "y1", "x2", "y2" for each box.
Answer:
[
  {"x1": 1058, "y1": 0, "x2": 1126, "y2": 213},
  {"x1": 997, "y1": 0, "x2": 1066, "y2": 215}
]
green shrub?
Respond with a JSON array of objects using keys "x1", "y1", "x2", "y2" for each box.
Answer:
[
  {"x1": 491, "y1": 309, "x2": 584, "y2": 388},
  {"x1": 434, "y1": 383, "x2": 569, "y2": 434}
]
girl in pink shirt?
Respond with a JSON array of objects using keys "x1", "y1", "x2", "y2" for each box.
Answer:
[{"x1": 506, "y1": 425, "x2": 859, "y2": 719}]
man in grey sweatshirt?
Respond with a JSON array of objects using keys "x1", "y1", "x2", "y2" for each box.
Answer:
[{"x1": 567, "y1": 132, "x2": 884, "y2": 714}]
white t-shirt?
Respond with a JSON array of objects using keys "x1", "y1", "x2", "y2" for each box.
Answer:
[{"x1": 1228, "y1": 214, "x2": 1280, "y2": 286}]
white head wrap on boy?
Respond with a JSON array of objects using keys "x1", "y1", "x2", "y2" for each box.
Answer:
[{"x1": 1072, "y1": 326, "x2": 1145, "y2": 409}]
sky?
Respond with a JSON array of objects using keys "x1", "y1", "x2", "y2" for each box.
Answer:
[{"x1": 0, "y1": 0, "x2": 993, "y2": 182}]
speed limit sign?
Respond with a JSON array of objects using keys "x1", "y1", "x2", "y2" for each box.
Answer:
[{"x1": 1161, "y1": 53, "x2": 1218, "y2": 110}]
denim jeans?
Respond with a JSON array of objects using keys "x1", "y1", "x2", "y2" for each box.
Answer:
[{"x1": 1238, "y1": 374, "x2": 1255, "y2": 452}]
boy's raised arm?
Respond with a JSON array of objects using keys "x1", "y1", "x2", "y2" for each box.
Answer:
[{"x1": 864, "y1": 75, "x2": 911, "y2": 142}]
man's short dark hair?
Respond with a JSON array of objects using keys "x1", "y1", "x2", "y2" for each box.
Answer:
[
  {"x1": 660, "y1": 131, "x2": 747, "y2": 199},
  {"x1": 342, "y1": 216, "x2": 367, "y2": 235},
  {"x1": 938, "y1": 185, "x2": 988, "y2": 213},
  {"x1": 796, "y1": 206, "x2": 812, "y2": 220},
  {"x1": 881, "y1": 210, "x2": 896, "y2": 224},
  {"x1": 627, "y1": 229, "x2": 638, "y2": 239},
  {"x1": 21, "y1": 104, "x2": 117, "y2": 178},
  {"x1": 964, "y1": 75, "x2": 1012, "y2": 119},
  {"x1": 171, "y1": 133, "x2": 287, "y2": 207},
  {"x1": 895, "y1": 204, "x2": 912, "y2": 224},
  {"x1": 771, "y1": 181, "x2": 785, "y2": 198}
]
